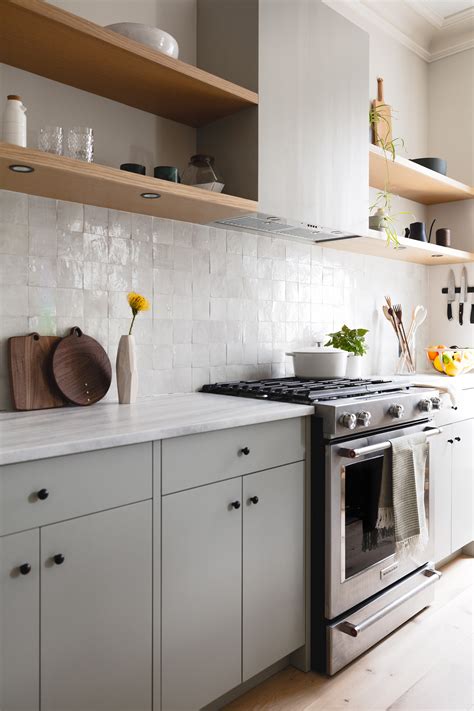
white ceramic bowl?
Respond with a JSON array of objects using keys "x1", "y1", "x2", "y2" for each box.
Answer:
[
  {"x1": 105, "y1": 22, "x2": 179, "y2": 59},
  {"x1": 286, "y1": 348, "x2": 348, "y2": 379}
]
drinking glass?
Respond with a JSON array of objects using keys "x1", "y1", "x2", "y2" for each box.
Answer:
[
  {"x1": 66, "y1": 127, "x2": 94, "y2": 162},
  {"x1": 38, "y1": 126, "x2": 63, "y2": 155}
]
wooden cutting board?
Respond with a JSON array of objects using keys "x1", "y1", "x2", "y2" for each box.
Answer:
[
  {"x1": 52, "y1": 327, "x2": 112, "y2": 406},
  {"x1": 372, "y1": 77, "x2": 392, "y2": 149},
  {"x1": 8, "y1": 333, "x2": 67, "y2": 410}
]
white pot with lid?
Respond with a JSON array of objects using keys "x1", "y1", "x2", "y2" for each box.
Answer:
[{"x1": 286, "y1": 343, "x2": 348, "y2": 379}]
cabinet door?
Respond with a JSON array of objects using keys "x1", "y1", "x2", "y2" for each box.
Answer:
[
  {"x1": 162, "y1": 478, "x2": 242, "y2": 711},
  {"x1": 41, "y1": 501, "x2": 152, "y2": 711},
  {"x1": 0, "y1": 530, "x2": 39, "y2": 711},
  {"x1": 242, "y1": 462, "x2": 305, "y2": 681},
  {"x1": 451, "y1": 419, "x2": 474, "y2": 552},
  {"x1": 431, "y1": 425, "x2": 453, "y2": 562}
]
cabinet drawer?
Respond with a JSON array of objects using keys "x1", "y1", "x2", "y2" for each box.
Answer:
[
  {"x1": 0, "y1": 443, "x2": 152, "y2": 536},
  {"x1": 162, "y1": 417, "x2": 305, "y2": 494}
]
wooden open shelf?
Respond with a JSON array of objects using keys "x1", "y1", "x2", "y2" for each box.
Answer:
[
  {"x1": 326, "y1": 228, "x2": 474, "y2": 265},
  {"x1": 0, "y1": 143, "x2": 258, "y2": 224},
  {"x1": 0, "y1": 0, "x2": 258, "y2": 127},
  {"x1": 369, "y1": 145, "x2": 474, "y2": 205}
]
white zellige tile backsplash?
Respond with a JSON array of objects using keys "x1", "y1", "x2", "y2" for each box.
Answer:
[{"x1": 0, "y1": 189, "x2": 430, "y2": 408}]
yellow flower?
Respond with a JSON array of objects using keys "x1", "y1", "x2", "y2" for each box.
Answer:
[
  {"x1": 127, "y1": 292, "x2": 150, "y2": 335},
  {"x1": 128, "y1": 292, "x2": 150, "y2": 315}
]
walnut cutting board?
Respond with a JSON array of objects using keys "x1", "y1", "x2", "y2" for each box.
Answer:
[
  {"x1": 8, "y1": 334, "x2": 67, "y2": 410},
  {"x1": 52, "y1": 327, "x2": 112, "y2": 406}
]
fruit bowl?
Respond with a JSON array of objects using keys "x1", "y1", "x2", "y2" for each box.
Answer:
[{"x1": 425, "y1": 346, "x2": 474, "y2": 376}]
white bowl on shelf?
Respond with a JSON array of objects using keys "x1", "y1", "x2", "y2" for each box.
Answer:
[{"x1": 105, "y1": 22, "x2": 179, "y2": 59}]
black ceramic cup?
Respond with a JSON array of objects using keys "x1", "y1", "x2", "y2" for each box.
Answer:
[
  {"x1": 436, "y1": 228, "x2": 451, "y2": 247},
  {"x1": 154, "y1": 166, "x2": 180, "y2": 182},
  {"x1": 408, "y1": 222, "x2": 427, "y2": 242},
  {"x1": 120, "y1": 163, "x2": 146, "y2": 175}
]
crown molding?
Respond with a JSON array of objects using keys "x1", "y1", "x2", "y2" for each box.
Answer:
[
  {"x1": 323, "y1": 0, "x2": 474, "y2": 63},
  {"x1": 430, "y1": 37, "x2": 474, "y2": 62}
]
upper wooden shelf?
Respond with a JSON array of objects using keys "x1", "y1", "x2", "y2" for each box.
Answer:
[
  {"x1": 0, "y1": 143, "x2": 258, "y2": 224},
  {"x1": 369, "y1": 145, "x2": 474, "y2": 205},
  {"x1": 326, "y1": 228, "x2": 474, "y2": 265},
  {"x1": 0, "y1": 0, "x2": 258, "y2": 127}
]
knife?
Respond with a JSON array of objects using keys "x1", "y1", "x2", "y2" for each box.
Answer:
[
  {"x1": 459, "y1": 267, "x2": 467, "y2": 325},
  {"x1": 471, "y1": 285, "x2": 474, "y2": 324},
  {"x1": 447, "y1": 269, "x2": 455, "y2": 321}
]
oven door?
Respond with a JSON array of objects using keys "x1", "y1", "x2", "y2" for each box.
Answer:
[{"x1": 326, "y1": 422, "x2": 436, "y2": 619}]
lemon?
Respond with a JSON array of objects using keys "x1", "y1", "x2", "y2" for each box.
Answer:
[
  {"x1": 444, "y1": 362, "x2": 460, "y2": 377},
  {"x1": 433, "y1": 355, "x2": 444, "y2": 373}
]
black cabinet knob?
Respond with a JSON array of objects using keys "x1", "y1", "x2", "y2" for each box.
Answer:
[
  {"x1": 37, "y1": 488, "x2": 49, "y2": 500},
  {"x1": 19, "y1": 563, "x2": 31, "y2": 575},
  {"x1": 455, "y1": 436, "x2": 461, "y2": 442},
  {"x1": 240, "y1": 447, "x2": 250, "y2": 456},
  {"x1": 249, "y1": 496, "x2": 259, "y2": 505},
  {"x1": 53, "y1": 554, "x2": 65, "y2": 565},
  {"x1": 230, "y1": 501, "x2": 241, "y2": 510},
  {"x1": 447, "y1": 439, "x2": 454, "y2": 444}
]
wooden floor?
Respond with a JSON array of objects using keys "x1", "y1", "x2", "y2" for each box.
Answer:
[{"x1": 224, "y1": 556, "x2": 474, "y2": 711}]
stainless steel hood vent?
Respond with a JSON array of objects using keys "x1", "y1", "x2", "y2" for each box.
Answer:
[{"x1": 212, "y1": 213, "x2": 363, "y2": 244}]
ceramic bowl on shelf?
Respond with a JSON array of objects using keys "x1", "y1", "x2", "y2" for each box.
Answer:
[
  {"x1": 425, "y1": 347, "x2": 474, "y2": 376},
  {"x1": 105, "y1": 22, "x2": 179, "y2": 59}
]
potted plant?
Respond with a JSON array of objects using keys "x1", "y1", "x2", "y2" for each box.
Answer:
[{"x1": 325, "y1": 325, "x2": 369, "y2": 379}]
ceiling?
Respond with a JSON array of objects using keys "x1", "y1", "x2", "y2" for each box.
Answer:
[{"x1": 324, "y1": 0, "x2": 474, "y2": 61}]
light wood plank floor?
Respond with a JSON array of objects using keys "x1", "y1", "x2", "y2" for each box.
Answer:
[{"x1": 224, "y1": 555, "x2": 474, "y2": 711}]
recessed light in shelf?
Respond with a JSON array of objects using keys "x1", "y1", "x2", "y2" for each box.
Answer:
[
  {"x1": 9, "y1": 164, "x2": 34, "y2": 173},
  {"x1": 140, "y1": 192, "x2": 161, "y2": 199},
  {"x1": 431, "y1": 254, "x2": 443, "y2": 258}
]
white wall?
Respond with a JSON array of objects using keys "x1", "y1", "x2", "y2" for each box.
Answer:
[
  {"x1": 0, "y1": 0, "x2": 197, "y2": 176},
  {"x1": 428, "y1": 49, "x2": 474, "y2": 187}
]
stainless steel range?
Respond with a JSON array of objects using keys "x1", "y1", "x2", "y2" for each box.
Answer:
[{"x1": 202, "y1": 377, "x2": 443, "y2": 674}]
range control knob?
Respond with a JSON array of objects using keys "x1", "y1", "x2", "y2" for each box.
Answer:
[
  {"x1": 339, "y1": 413, "x2": 357, "y2": 430},
  {"x1": 430, "y1": 396, "x2": 442, "y2": 410},
  {"x1": 356, "y1": 411, "x2": 372, "y2": 427},
  {"x1": 418, "y1": 398, "x2": 433, "y2": 412},
  {"x1": 389, "y1": 404, "x2": 404, "y2": 419}
]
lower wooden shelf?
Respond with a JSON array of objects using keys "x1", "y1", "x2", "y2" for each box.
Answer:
[
  {"x1": 0, "y1": 143, "x2": 258, "y2": 224},
  {"x1": 326, "y1": 229, "x2": 474, "y2": 265}
]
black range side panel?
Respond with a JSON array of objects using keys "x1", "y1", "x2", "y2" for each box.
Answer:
[{"x1": 310, "y1": 416, "x2": 328, "y2": 673}]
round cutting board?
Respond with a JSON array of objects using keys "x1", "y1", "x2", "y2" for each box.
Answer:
[{"x1": 52, "y1": 327, "x2": 112, "y2": 405}]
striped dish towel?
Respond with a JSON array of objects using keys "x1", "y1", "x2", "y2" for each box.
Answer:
[{"x1": 376, "y1": 432, "x2": 429, "y2": 557}]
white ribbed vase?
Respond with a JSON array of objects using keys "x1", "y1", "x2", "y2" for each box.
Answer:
[{"x1": 116, "y1": 335, "x2": 138, "y2": 404}]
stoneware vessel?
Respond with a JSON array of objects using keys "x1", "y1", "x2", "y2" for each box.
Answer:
[
  {"x1": 345, "y1": 354, "x2": 363, "y2": 378},
  {"x1": 116, "y1": 335, "x2": 138, "y2": 404}
]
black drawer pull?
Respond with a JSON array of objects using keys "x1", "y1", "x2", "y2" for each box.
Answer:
[
  {"x1": 19, "y1": 563, "x2": 31, "y2": 576},
  {"x1": 249, "y1": 496, "x2": 259, "y2": 505},
  {"x1": 230, "y1": 501, "x2": 241, "y2": 510},
  {"x1": 454, "y1": 436, "x2": 461, "y2": 442},
  {"x1": 36, "y1": 488, "x2": 49, "y2": 500},
  {"x1": 240, "y1": 447, "x2": 250, "y2": 456},
  {"x1": 447, "y1": 439, "x2": 454, "y2": 444},
  {"x1": 53, "y1": 554, "x2": 65, "y2": 565}
]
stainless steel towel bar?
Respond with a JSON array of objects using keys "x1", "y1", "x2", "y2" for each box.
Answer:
[{"x1": 339, "y1": 427, "x2": 443, "y2": 459}]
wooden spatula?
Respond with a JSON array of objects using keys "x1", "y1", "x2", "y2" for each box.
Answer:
[{"x1": 372, "y1": 77, "x2": 392, "y2": 149}]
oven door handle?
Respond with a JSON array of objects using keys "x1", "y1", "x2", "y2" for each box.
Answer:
[
  {"x1": 339, "y1": 427, "x2": 443, "y2": 459},
  {"x1": 337, "y1": 567, "x2": 442, "y2": 638}
]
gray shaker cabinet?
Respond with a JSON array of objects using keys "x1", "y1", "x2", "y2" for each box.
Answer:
[
  {"x1": 40, "y1": 501, "x2": 152, "y2": 711},
  {"x1": 161, "y1": 478, "x2": 243, "y2": 711},
  {"x1": 0, "y1": 529, "x2": 39, "y2": 711},
  {"x1": 242, "y1": 462, "x2": 305, "y2": 681}
]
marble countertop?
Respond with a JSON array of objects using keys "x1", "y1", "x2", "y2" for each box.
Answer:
[
  {"x1": 0, "y1": 394, "x2": 314, "y2": 466},
  {"x1": 393, "y1": 372, "x2": 474, "y2": 391}
]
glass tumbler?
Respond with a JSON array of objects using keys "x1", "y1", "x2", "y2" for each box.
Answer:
[
  {"x1": 38, "y1": 126, "x2": 63, "y2": 155},
  {"x1": 66, "y1": 127, "x2": 94, "y2": 162}
]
